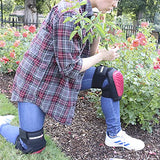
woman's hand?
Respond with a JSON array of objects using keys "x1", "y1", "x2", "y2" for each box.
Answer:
[
  {"x1": 99, "y1": 47, "x2": 119, "y2": 61},
  {"x1": 80, "y1": 47, "x2": 119, "y2": 72}
]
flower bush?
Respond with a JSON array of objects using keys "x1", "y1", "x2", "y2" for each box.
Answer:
[
  {"x1": 0, "y1": 24, "x2": 37, "y2": 73},
  {"x1": 90, "y1": 23, "x2": 160, "y2": 132},
  {"x1": 102, "y1": 23, "x2": 160, "y2": 132}
]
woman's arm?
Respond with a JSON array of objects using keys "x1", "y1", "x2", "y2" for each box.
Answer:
[
  {"x1": 80, "y1": 47, "x2": 119, "y2": 72},
  {"x1": 89, "y1": 37, "x2": 100, "y2": 56}
]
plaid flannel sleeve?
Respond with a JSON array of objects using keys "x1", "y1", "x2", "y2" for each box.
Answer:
[{"x1": 53, "y1": 12, "x2": 83, "y2": 78}]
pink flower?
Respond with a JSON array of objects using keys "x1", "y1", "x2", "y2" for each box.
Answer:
[
  {"x1": 153, "y1": 65, "x2": 158, "y2": 70},
  {"x1": 22, "y1": 32, "x2": 28, "y2": 38},
  {"x1": 139, "y1": 37, "x2": 147, "y2": 46},
  {"x1": 24, "y1": 25, "x2": 29, "y2": 30},
  {"x1": 14, "y1": 40, "x2": 20, "y2": 47},
  {"x1": 136, "y1": 32, "x2": 146, "y2": 39},
  {"x1": 153, "y1": 61, "x2": 160, "y2": 70},
  {"x1": 136, "y1": 33, "x2": 147, "y2": 46},
  {"x1": 16, "y1": 61, "x2": 20, "y2": 64},
  {"x1": 10, "y1": 51, "x2": 15, "y2": 58},
  {"x1": 132, "y1": 39, "x2": 140, "y2": 47},
  {"x1": 14, "y1": 31, "x2": 20, "y2": 37},
  {"x1": 29, "y1": 25, "x2": 36, "y2": 33},
  {"x1": 116, "y1": 29, "x2": 123, "y2": 36},
  {"x1": 0, "y1": 41, "x2": 6, "y2": 47},
  {"x1": 156, "y1": 57, "x2": 160, "y2": 62},
  {"x1": 158, "y1": 49, "x2": 160, "y2": 56},
  {"x1": 141, "y1": 22, "x2": 149, "y2": 28}
]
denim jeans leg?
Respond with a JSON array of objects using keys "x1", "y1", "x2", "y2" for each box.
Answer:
[
  {"x1": 0, "y1": 124, "x2": 19, "y2": 144},
  {"x1": 101, "y1": 97, "x2": 121, "y2": 136},
  {"x1": 18, "y1": 102, "x2": 45, "y2": 132},
  {"x1": 0, "y1": 102, "x2": 45, "y2": 145},
  {"x1": 81, "y1": 67, "x2": 121, "y2": 136}
]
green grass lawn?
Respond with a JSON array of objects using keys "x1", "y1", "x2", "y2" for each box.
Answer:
[{"x1": 0, "y1": 94, "x2": 70, "y2": 160}]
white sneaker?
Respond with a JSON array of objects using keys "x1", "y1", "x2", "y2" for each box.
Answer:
[
  {"x1": 0, "y1": 115, "x2": 15, "y2": 127},
  {"x1": 105, "y1": 130, "x2": 145, "y2": 151}
]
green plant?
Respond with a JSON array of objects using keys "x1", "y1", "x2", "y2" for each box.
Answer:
[
  {"x1": 0, "y1": 24, "x2": 37, "y2": 73},
  {"x1": 105, "y1": 23, "x2": 160, "y2": 132}
]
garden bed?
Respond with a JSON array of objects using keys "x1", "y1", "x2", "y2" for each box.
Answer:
[{"x1": 0, "y1": 73, "x2": 159, "y2": 160}]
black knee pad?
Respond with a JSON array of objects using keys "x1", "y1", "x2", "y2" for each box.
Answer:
[
  {"x1": 92, "y1": 65, "x2": 124, "y2": 101},
  {"x1": 15, "y1": 128, "x2": 46, "y2": 154}
]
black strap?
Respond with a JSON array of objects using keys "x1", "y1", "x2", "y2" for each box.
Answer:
[{"x1": 15, "y1": 128, "x2": 46, "y2": 154}]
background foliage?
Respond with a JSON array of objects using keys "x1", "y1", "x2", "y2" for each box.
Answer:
[
  {"x1": 1, "y1": 0, "x2": 159, "y2": 23},
  {"x1": 0, "y1": 25, "x2": 37, "y2": 73}
]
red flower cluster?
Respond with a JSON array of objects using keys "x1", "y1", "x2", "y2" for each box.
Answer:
[
  {"x1": 22, "y1": 32, "x2": 28, "y2": 38},
  {"x1": 0, "y1": 57, "x2": 9, "y2": 64},
  {"x1": 28, "y1": 25, "x2": 36, "y2": 33},
  {"x1": 132, "y1": 32, "x2": 147, "y2": 47},
  {"x1": 141, "y1": 22, "x2": 149, "y2": 28},
  {"x1": 24, "y1": 25, "x2": 36, "y2": 33}
]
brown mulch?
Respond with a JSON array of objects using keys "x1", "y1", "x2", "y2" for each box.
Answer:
[{"x1": 0, "y1": 73, "x2": 159, "y2": 160}]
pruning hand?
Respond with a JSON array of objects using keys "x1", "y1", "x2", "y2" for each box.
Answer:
[{"x1": 99, "y1": 47, "x2": 119, "y2": 61}]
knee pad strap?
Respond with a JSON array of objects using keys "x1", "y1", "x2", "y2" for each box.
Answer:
[
  {"x1": 92, "y1": 66, "x2": 108, "y2": 88},
  {"x1": 15, "y1": 128, "x2": 46, "y2": 154}
]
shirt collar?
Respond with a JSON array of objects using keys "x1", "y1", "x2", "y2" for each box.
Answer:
[{"x1": 80, "y1": 0, "x2": 93, "y2": 17}]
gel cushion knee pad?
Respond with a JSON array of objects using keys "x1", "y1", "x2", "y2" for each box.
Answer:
[
  {"x1": 112, "y1": 70, "x2": 124, "y2": 97},
  {"x1": 92, "y1": 66, "x2": 124, "y2": 101}
]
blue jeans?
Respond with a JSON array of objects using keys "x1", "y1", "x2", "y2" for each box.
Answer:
[{"x1": 0, "y1": 67, "x2": 121, "y2": 145}]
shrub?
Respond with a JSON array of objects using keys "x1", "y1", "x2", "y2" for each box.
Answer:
[
  {"x1": 0, "y1": 24, "x2": 37, "y2": 73},
  {"x1": 88, "y1": 22, "x2": 160, "y2": 132}
]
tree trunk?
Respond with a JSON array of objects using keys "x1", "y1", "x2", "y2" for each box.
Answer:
[
  {"x1": 24, "y1": 0, "x2": 38, "y2": 26},
  {"x1": 136, "y1": 10, "x2": 144, "y2": 26},
  {"x1": 138, "y1": 10, "x2": 143, "y2": 20},
  {"x1": 117, "y1": 4, "x2": 123, "y2": 17}
]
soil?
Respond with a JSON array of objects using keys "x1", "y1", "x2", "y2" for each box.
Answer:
[{"x1": 0, "y1": 73, "x2": 159, "y2": 160}]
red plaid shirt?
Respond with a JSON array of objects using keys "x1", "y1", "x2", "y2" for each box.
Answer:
[{"x1": 11, "y1": 0, "x2": 93, "y2": 125}]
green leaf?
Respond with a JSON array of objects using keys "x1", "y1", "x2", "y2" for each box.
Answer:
[
  {"x1": 75, "y1": 26, "x2": 80, "y2": 30},
  {"x1": 94, "y1": 24, "x2": 105, "y2": 38},
  {"x1": 78, "y1": 29, "x2": 82, "y2": 38},
  {"x1": 82, "y1": 11, "x2": 88, "y2": 17},
  {"x1": 74, "y1": 19, "x2": 81, "y2": 24},
  {"x1": 88, "y1": 32, "x2": 93, "y2": 43},
  {"x1": 82, "y1": 36, "x2": 88, "y2": 44},
  {"x1": 63, "y1": 17, "x2": 72, "y2": 23},
  {"x1": 80, "y1": 0, "x2": 87, "y2": 6},
  {"x1": 85, "y1": 24, "x2": 93, "y2": 32},
  {"x1": 84, "y1": 18, "x2": 92, "y2": 24},
  {"x1": 69, "y1": 31, "x2": 77, "y2": 40}
]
